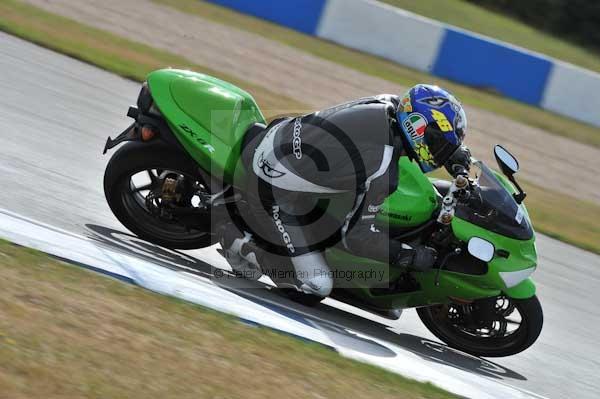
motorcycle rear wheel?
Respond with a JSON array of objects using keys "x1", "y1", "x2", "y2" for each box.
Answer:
[
  {"x1": 417, "y1": 295, "x2": 543, "y2": 357},
  {"x1": 104, "y1": 142, "x2": 216, "y2": 249}
]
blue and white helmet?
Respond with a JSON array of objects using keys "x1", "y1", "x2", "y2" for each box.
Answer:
[{"x1": 397, "y1": 84, "x2": 467, "y2": 173}]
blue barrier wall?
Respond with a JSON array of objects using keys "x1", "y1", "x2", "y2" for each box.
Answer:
[
  {"x1": 433, "y1": 29, "x2": 553, "y2": 106},
  {"x1": 206, "y1": 0, "x2": 327, "y2": 35},
  {"x1": 206, "y1": 0, "x2": 600, "y2": 127}
]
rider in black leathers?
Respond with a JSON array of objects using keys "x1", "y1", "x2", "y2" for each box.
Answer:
[{"x1": 222, "y1": 85, "x2": 470, "y2": 298}]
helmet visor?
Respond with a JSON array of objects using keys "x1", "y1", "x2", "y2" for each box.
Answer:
[{"x1": 424, "y1": 126, "x2": 460, "y2": 167}]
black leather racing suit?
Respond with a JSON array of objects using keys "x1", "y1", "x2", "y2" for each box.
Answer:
[{"x1": 240, "y1": 95, "x2": 409, "y2": 295}]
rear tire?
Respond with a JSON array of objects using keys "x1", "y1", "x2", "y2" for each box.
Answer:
[
  {"x1": 104, "y1": 142, "x2": 215, "y2": 249},
  {"x1": 417, "y1": 295, "x2": 543, "y2": 357}
]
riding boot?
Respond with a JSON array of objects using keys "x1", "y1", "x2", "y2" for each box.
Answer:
[{"x1": 219, "y1": 223, "x2": 263, "y2": 280}]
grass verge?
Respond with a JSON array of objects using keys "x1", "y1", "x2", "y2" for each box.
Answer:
[
  {"x1": 381, "y1": 0, "x2": 600, "y2": 74},
  {"x1": 0, "y1": 240, "x2": 457, "y2": 398},
  {"x1": 0, "y1": 0, "x2": 598, "y2": 255},
  {"x1": 523, "y1": 181, "x2": 600, "y2": 254},
  {"x1": 152, "y1": 0, "x2": 600, "y2": 148}
]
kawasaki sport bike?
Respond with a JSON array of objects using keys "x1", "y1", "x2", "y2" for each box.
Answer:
[{"x1": 103, "y1": 69, "x2": 543, "y2": 357}]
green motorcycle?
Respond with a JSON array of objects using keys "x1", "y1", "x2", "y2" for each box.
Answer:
[{"x1": 103, "y1": 69, "x2": 543, "y2": 357}]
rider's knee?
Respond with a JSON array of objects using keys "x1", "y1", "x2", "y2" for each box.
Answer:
[
  {"x1": 292, "y1": 251, "x2": 333, "y2": 297},
  {"x1": 300, "y1": 274, "x2": 333, "y2": 297}
]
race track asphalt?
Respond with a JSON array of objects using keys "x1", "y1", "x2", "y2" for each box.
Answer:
[{"x1": 1, "y1": 32, "x2": 599, "y2": 399}]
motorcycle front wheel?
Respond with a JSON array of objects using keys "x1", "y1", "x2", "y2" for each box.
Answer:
[
  {"x1": 417, "y1": 295, "x2": 543, "y2": 357},
  {"x1": 104, "y1": 142, "x2": 216, "y2": 249}
]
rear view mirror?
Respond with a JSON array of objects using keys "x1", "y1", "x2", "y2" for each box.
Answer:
[
  {"x1": 494, "y1": 145, "x2": 519, "y2": 176},
  {"x1": 493, "y1": 144, "x2": 527, "y2": 204},
  {"x1": 468, "y1": 237, "x2": 495, "y2": 262}
]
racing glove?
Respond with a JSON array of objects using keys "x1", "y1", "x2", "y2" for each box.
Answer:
[
  {"x1": 394, "y1": 245, "x2": 438, "y2": 271},
  {"x1": 445, "y1": 145, "x2": 471, "y2": 177}
]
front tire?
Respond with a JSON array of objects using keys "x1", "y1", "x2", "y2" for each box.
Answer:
[
  {"x1": 104, "y1": 142, "x2": 215, "y2": 249},
  {"x1": 417, "y1": 295, "x2": 543, "y2": 357}
]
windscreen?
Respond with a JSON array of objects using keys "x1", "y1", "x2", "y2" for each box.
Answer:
[{"x1": 455, "y1": 161, "x2": 533, "y2": 240}]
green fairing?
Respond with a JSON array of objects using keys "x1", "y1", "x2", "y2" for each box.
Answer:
[
  {"x1": 327, "y1": 162, "x2": 537, "y2": 309},
  {"x1": 145, "y1": 70, "x2": 537, "y2": 310},
  {"x1": 377, "y1": 157, "x2": 438, "y2": 228},
  {"x1": 147, "y1": 69, "x2": 266, "y2": 181},
  {"x1": 504, "y1": 278, "x2": 536, "y2": 299},
  {"x1": 326, "y1": 217, "x2": 537, "y2": 310}
]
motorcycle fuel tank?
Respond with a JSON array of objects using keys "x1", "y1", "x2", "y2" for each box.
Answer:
[{"x1": 376, "y1": 157, "x2": 438, "y2": 228}]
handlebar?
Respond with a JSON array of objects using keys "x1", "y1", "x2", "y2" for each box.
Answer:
[{"x1": 436, "y1": 174, "x2": 471, "y2": 225}]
